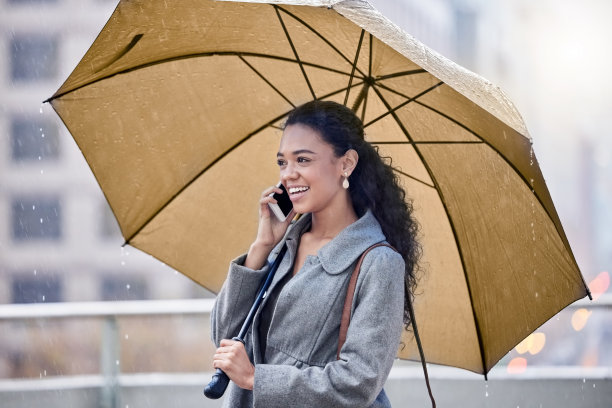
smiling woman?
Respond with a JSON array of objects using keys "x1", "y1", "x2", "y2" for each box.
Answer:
[{"x1": 210, "y1": 100, "x2": 421, "y2": 408}]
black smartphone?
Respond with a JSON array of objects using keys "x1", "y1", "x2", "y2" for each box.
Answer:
[{"x1": 268, "y1": 183, "x2": 293, "y2": 221}]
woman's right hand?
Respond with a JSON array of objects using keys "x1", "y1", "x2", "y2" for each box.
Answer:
[{"x1": 244, "y1": 185, "x2": 295, "y2": 270}]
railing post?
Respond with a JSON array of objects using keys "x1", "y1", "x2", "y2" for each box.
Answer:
[{"x1": 100, "y1": 316, "x2": 121, "y2": 408}]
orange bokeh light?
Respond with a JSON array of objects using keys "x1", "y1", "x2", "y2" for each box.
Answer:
[
  {"x1": 515, "y1": 332, "x2": 546, "y2": 355},
  {"x1": 589, "y1": 271, "x2": 610, "y2": 301},
  {"x1": 571, "y1": 308, "x2": 592, "y2": 331},
  {"x1": 507, "y1": 357, "x2": 527, "y2": 374}
]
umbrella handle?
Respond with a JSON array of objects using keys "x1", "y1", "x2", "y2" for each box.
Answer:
[
  {"x1": 203, "y1": 368, "x2": 230, "y2": 399},
  {"x1": 204, "y1": 337, "x2": 244, "y2": 399}
]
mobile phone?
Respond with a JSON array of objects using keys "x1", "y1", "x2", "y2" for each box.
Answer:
[{"x1": 268, "y1": 183, "x2": 293, "y2": 222}]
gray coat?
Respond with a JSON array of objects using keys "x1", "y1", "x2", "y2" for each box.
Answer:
[{"x1": 211, "y1": 210, "x2": 405, "y2": 407}]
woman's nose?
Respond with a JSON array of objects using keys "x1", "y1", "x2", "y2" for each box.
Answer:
[{"x1": 281, "y1": 163, "x2": 298, "y2": 181}]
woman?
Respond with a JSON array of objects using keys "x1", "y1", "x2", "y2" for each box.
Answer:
[{"x1": 211, "y1": 100, "x2": 420, "y2": 407}]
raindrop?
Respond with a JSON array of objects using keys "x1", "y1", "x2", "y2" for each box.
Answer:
[
  {"x1": 42, "y1": 295, "x2": 45, "y2": 301},
  {"x1": 126, "y1": 284, "x2": 131, "y2": 290},
  {"x1": 115, "y1": 360, "x2": 120, "y2": 366},
  {"x1": 583, "y1": 378, "x2": 586, "y2": 383},
  {"x1": 32, "y1": 205, "x2": 36, "y2": 210},
  {"x1": 44, "y1": 370, "x2": 46, "y2": 376},
  {"x1": 39, "y1": 106, "x2": 43, "y2": 114},
  {"x1": 485, "y1": 383, "x2": 489, "y2": 397},
  {"x1": 40, "y1": 170, "x2": 44, "y2": 174},
  {"x1": 40, "y1": 218, "x2": 44, "y2": 224},
  {"x1": 593, "y1": 384, "x2": 596, "y2": 388},
  {"x1": 121, "y1": 261, "x2": 126, "y2": 266},
  {"x1": 124, "y1": 334, "x2": 129, "y2": 340},
  {"x1": 38, "y1": 156, "x2": 42, "y2": 161},
  {"x1": 33, "y1": 269, "x2": 37, "y2": 276}
]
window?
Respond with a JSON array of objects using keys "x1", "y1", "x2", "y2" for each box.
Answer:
[
  {"x1": 11, "y1": 116, "x2": 60, "y2": 162},
  {"x1": 12, "y1": 275, "x2": 62, "y2": 303},
  {"x1": 12, "y1": 197, "x2": 62, "y2": 241},
  {"x1": 10, "y1": 34, "x2": 58, "y2": 81},
  {"x1": 101, "y1": 277, "x2": 148, "y2": 301}
]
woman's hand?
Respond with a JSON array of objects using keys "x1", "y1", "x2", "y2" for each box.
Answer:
[
  {"x1": 213, "y1": 339, "x2": 255, "y2": 390},
  {"x1": 245, "y1": 185, "x2": 295, "y2": 269}
]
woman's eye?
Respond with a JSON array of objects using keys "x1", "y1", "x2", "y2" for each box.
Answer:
[
  {"x1": 297, "y1": 157, "x2": 310, "y2": 163},
  {"x1": 277, "y1": 159, "x2": 286, "y2": 167}
]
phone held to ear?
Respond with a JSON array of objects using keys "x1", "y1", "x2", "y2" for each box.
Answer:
[{"x1": 268, "y1": 183, "x2": 293, "y2": 222}]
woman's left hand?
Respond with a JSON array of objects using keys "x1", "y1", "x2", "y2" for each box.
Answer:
[{"x1": 213, "y1": 339, "x2": 255, "y2": 390}]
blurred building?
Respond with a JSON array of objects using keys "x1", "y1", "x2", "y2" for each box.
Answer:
[{"x1": 0, "y1": 0, "x2": 209, "y2": 306}]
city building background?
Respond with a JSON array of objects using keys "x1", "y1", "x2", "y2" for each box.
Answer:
[{"x1": 1, "y1": 0, "x2": 610, "y2": 401}]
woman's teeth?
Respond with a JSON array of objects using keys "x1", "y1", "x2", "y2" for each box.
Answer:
[{"x1": 289, "y1": 187, "x2": 309, "y2": 194}]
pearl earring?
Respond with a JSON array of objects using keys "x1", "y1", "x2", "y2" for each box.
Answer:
[{"x1": 342, "y1": 172, "x2": 350, "y2": 189}]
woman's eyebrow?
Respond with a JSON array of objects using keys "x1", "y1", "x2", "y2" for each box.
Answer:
[{"x1": 277, "y1": 149, "x2": 316, "y2": 157}]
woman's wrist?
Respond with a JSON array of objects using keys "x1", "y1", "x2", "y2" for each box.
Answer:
[{"x1": 245, "y1": 242, "x2": 275, "y2": 270}]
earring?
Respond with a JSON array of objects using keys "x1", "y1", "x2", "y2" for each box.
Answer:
[{"x1": 342, "y1": 172, "x2": 350, "y2": 189}]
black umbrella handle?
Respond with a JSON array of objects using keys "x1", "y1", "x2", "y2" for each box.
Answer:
[
  {"x1": 203, "y1": 368, "x2": 230, "y2": 399},
  {"x1": 203, "y1": 337, "x2": 243, "y2": 399}
]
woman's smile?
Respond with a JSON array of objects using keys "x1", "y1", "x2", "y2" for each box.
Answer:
[{"x1": 288, "y1": 185, "x2": 310, "y2": 201}]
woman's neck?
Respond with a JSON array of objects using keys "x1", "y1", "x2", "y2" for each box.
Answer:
[{"x1": 308, "y1": 195, "x2": 358, "y2": 241}]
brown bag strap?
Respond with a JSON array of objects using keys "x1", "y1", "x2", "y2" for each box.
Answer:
[
  {"x1": 336, "y1": 242, "x2": 392, "y2": 360},
  {"x1": 336, "y1": 242, "x2": 437, "y2": 408}
]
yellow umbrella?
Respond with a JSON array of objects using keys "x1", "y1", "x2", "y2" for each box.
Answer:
[{"x1": 46, "y1": 0, "x2": 590, "y2": 376}]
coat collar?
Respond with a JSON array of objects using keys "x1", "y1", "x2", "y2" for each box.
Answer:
[{"x1": 285, "y1": 209, "x2": 387, "y2": 275}]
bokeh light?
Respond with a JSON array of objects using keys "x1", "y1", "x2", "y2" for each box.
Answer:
[
  {"x1": 571, "y1": 308, "x2": 592, "y2": 331},
  {"x1": 507, "y1": 357, "x2": 528, "y2": 374},
  {"x1": 515, "y1": 332, "x2": 546, "y2": 355},
  {"x1": 588, "y1": 271, "x2": 610, "y2": 301}
]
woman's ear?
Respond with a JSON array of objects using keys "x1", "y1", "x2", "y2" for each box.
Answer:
[{"x1": 341, "y1": 149, "x2": 359, "y2": 175}]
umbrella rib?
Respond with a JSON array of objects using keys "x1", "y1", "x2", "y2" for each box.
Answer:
[
  {"x1": 122, "y1": 82, "x2": 365, "y2": 245},
  {"x1": 368, "y1": 33, "x2": 373, "y2": 77},
  {"x1": 361, "y1": 34, "x2": 373, "y2": 122},
  {"x1": 363, "y1": 82, "x2": 444, "y2": 128},
  {"x1": 275, "y1": 5, "x2": 367, "y2": 78},
  {"x1": 274, "y1": 5, "x2": 316, "y2": 100},
  {"x1": 391, "y1": 168, "x2": 435, "y2": 189},
  {"x1": 376, "y1": 69, "x2": 428, "y2": 80},
  {"x1": 238, "y1": 55, "x2": 296, "y2": 108},
  {"x1": 45, "y1": 52, "x2": 353, "y2": 103},
  {"x1": 370, "y1": 85, "x2": 490, "y2": 376},
  {"x1": 94, "y1": 33, "x2": 143, "y2": 73},
  {"x1": 343, "y1": 29, "x2": 365, "y2": 107}
]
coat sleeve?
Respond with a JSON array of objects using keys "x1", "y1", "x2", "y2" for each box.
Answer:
[
  {"x1": 210, "y1": 253, "x2": 271, "y2": 347},
  {"x1": 253, "y1": 248, "x2": 405, "y2": 408}
]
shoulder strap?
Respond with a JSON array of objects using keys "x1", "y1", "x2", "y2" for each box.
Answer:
[
  {"x1": 336, "y1": 242, "x2": 437, "y2": 408},
  {"x1": 336, "y1": 242, "x2": 392, "y2": 359}
]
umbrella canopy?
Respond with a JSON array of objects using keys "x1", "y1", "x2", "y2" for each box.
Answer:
[{"x1": 47, "y1": 0, "x2": 590, "y2": 375}]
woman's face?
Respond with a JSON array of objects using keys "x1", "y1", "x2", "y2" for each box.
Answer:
[{"x1": 277, "y1": 124, "x2": 347, "y2": 215}]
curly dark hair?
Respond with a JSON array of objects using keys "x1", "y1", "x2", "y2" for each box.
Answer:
[{"x1": 284, "y1": 100, "x2": 421, "y2": 328}]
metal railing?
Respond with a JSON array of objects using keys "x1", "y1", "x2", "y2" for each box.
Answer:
[{"x1": 0, "y1": 295, "x2": 610, "y2": 408}]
